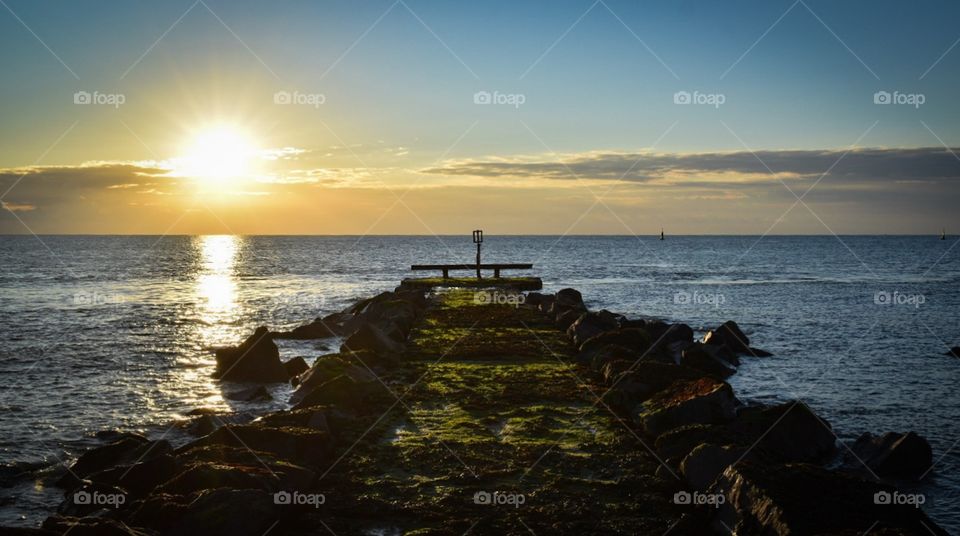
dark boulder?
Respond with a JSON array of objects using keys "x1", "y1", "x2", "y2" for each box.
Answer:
[
  {"x1": 181, "y1": 424, "x2": 331, "y2": 469},
  {"x1": 555, "y1": 308, "x2": 581, "y2": 330},
  {"x1": 680, "y1": 442, "x2": 746, "y2": 491},
  {"x1": 224, "y1": 385, "x2": 273, "y2": 402},
  {"x1": 214, "y1": 327, "x2": 289, "y2": 383},
  {"x1": 57, "y1": 433, "x2": 172, "y2": 488},
  {"x1": 703, "y1": 320, "x2": 751, "y2": 354},
  {"x1": 636, "y1": 377, "x2": 738, "y2": 437},
  {"x1": 293, "y1": 374, "x2": 377, "y2": 413},
  {"x1": 130, "y1": 488, "x2": 280, "y2": 536},
  {"x1": 712, "y1": 462, "x2": 948, "y2": 535},
  {"x1": 851, "y1": 431, "x2": 933, "y2": 479},
  {"x1": 554, "y1": 288, "x2": 586, "y2": 312},
  {"x1": 646, "y1": 321, "x2": 694, "y2": 348},
  {"x1": 524, "y1": 292, "x2": 552, "y2": 307},
  {"x1": 85, "y1": 453, "x2": 181, "y2": 498},
  {"x1": 946, "y1": 346, "x2": 960, "y2": 358},
  {"x1": 566, "y1": 310, "x2": 622, "y2": 348},
  {"x1": 340, "y1": 322, "x2": 404, "y2": 356},
  {"x1": 283, "y1": 357, "x2": 309, "y2": 381},
  {"x1": 680, "y1": 343, "x2": 737, "y2": 379},
  {"x1": 603, "y1": 362, "x2": 706, "y2": 411},
  {"x1": 579, "y1": 327, "x2": 652, "y2": 357},
  {"x1": 273, "y1": 318, "x2": 337, "y2": 340},
  {"x1": 43, "y1": 516, "x2": 147, "y2": 536}
]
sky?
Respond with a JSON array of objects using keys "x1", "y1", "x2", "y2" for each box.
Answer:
[{"x1": 1, "y1": 0, "x2": 959, "y2": 235}]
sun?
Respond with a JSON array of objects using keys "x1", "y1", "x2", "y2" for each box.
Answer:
[{"x1": 176, "y1": 125, "x2": 259, "y2": 182}]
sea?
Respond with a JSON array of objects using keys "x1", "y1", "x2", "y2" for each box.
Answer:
[{"x1": 0, "y1": 235, "x2": 958, "y2": 530}]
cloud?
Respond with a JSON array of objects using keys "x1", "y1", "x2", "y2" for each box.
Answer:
[{"x1": 422, "y1": 147, "x2": 960, "y2": 186}]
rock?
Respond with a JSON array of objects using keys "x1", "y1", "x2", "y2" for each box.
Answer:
[
  {"x1": 554, "y1": 288, "x2": 586, "y2": 312},
  {"x1": 604, "y1": 362, "x2": 706, "y2": 410},
  {"x1": 293, "y1": 374, "x2": 376, "y2": 412},
  {"x1": 43, "y1": 516, "x2": 147, "y2": 536},
  {"x1": 712, "y1": 462, "x2": 948, "y2": 535},
  {"x1": 680, "y1": 343, "x2": 737, "y2": 378},
  {"x1": 214, "y1": 327, "x2": 289, "y2": 383},
  {"x1": 283, "y1": 357, "x2": 309, "y2": 381},
  {"x1": 703, "y1": 320, "x2": 751, "y2": 354},
  {"x1": 636, "y1": 377, "x2": 738, "y2": 437},
  {"x1": 588, "y1": 344, "x2": 636, "y2": 374},
  {"x1": 679, "y1": 443, "x2": 746, "y2": 491},
  {"x1": 946, "y1": 346, "x2": 960, "y2": 358},
  {"x1": 182, "y1": 424, "x2": 331, "y2": 469},
  {"x1": 555, "y1": 308, "x2": 582, "y2": 330},
  {"x1": 57, "y1": 481, "x2": 129, "y2": 517},
  {"x1": 274, "y1": 318, "x2": 337, "y2": 340},
  {"x1": 600, "y1": 359, "x2": 632, "y2": 385},
  {"x1": 289, "y1": 355, "x2": 353, "y2": 404},
  {"x1": 131, "y1": 488, "x2": 280, "y2": 536},
  {"x1": 340, "y1": 322, "x2": 404, "y2": 356},
  {"x1": 566, "y1": 310, "x2": 622, "y2": 348},
  {"x1": 747, "y1": 347, "x2": 773, "y2": 357},
  {"x1": 224, "y1": 385, "x2": 273, "y2": 402},
  {"x1": 851, "y1": 431, "x2": 933, "y2": 479},
  {"x1": 579, "y1": 328, "x2": 652, "y2": 357},
  {"x1": 524, "y1": 292, "x2": 551, "y2": 307},
  {"x1": 85, "y1": 453, "x2": 181, "y2": 498},
  {"x1": 646, "y1": 321, "x2": 694, "y2": 349},
  {"x1": 158, "y1": 462, "x2": 276, "y2": 495},
  {"x1": 57, "y1": 434, "x2": 172, "y2": 488}
]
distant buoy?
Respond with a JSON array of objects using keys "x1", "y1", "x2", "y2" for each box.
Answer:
[{"x1": 660, "y1": 228, "x2": 665, "y2": 241}]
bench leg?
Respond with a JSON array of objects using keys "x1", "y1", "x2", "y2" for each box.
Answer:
[
  {"x1": 442, "y1": 269, "x2": 449, "y2": 279},
  {"x1": 494, "y1": 268, "x2": 500, "y2": 278}
]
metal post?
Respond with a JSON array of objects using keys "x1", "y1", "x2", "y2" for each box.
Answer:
[{"x1": 472, "y1": 230, "x2": 483, "y2": 280}]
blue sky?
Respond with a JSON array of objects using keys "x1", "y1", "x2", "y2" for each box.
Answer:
[{"x1": 1, "y1": 0, "x2": 959, "y2": 233}]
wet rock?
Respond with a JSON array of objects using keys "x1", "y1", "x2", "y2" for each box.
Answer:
[
  {"x1": 224, "y1": 385, "x2": 273, "y2": 402},
  {"x1": 679, "y1": 443, "x2": 746, "y2": 491},
  {"x1": 283, "y1": 357, "x2": 309, "y2": 381},
  {"x1": 703, "y1": 320, "x2": 751, "y2": 354},
  {"x1": 57, "y1": 433, "x2": 171, "y2": 488},
  {"x1": 85, "y1": 453, "x2": 181, "y2": 498},
  {"x1": 712, "y1": 462, "x2": 948, "y2": 535},
  {"x1": 214, "y1": 327, "x2": 289, "y2": 383},
  {"x1": 579, "y1": 328, "x2": 652, "y2": 357},
  {"x1": 131, "y1": 488, "x2": 281, "y2": 536},
  {"x1": 181, "y1": 424, "x2": 331, "y2": 469},
  {"x1": 566, "y1": 310, "x2": 622, "y2": 348},
  {"x1": 680, "y1": 343, "x2": 737, "y2": 379},
  {"x1": 636, "y1": 378, "x2": 738, "y2": 437},
  {"x1": 340, "y1": 322, "x2": 404, "y2": 356},
  {"x1": 851, "y1": 431, "x2": 933, "y2": 479}
]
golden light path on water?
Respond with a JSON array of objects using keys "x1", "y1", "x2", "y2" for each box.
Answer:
[{"x1": 176, "y1": 235, "x2": 244, "y2": 410}]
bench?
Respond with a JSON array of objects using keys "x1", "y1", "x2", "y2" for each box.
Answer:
[{"x1": 411, "y1": 263, "x2": 533, "y2": 279}]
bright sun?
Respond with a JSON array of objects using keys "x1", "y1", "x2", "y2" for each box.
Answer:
[{"x1": 176, "y1": 125, "x2": 258, "y2": 182}]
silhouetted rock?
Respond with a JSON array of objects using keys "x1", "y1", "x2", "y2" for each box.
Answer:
[
  {"x1": 566, "y1": 310, "x2": 621, "y2": 347},
  {"x1": 523, "y1": 292, "x2": 551, "y2": 307},
  {"x1": 224, "y1": 385, "x2": 272, "y2": 402},
  {"x1": 603, "y1": 362, "x2": 706, "y2": 411},
  {"x1": 554, "y1": 288, "x2": 586, "y2": 312},
  {"x1": 341, "y1": 322, "x2": 404, "y2": 356},
  {"x1": 283, "y1": 356, "x2": 309, "y2": 382},
  {"x1": 636, "y1": 377, "x2": 738, "y2": 436},
  {"x1": 680, "y1": 343, "x2": 737, "y2": 378},
  {"x1": 182, "y1": 424, "x2": 331, "y2": 469},
  {"x1": 712, "y1": 462, "x2": 948, "y2": 535},
  {"x1": 43, "y1": 516, "x2": 146, "y2": 536},
  {"x1": 703, "y1": 320, "x2": 751, "y2": 354},
  {"x1": 680, "y1": 443, "x2": 746, "y2": 491},
  {"x1": 130, "y1": 488, "x2": 280, "y2": 536},
  {"x1": 274, "y1": 319, "x2": 337, "y2": 339},
  {"x1": 214, "y1": 327, "x2": 289, "y2": 383},
  {"x1": 85, "y1": 453, "x2": 181, "y2": 499},
  {"x1": 579, "y1": 327, "x2": 652, "y2": 357},
  {"x1": 851, "y1": 431, "x2": 933, "y2": 479},
  {"x1": 946, "y1": 346, "x2": 960, "y2": 358},
  {"x1": 57, "y1": 433, "x2": 171, "y2": 488},
  {"x1": 293, "y1": 374, "x2": 377, "y2": 413},
  {"x1": 555, "y1": 308, "x2": 581, "y2": 330}
]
